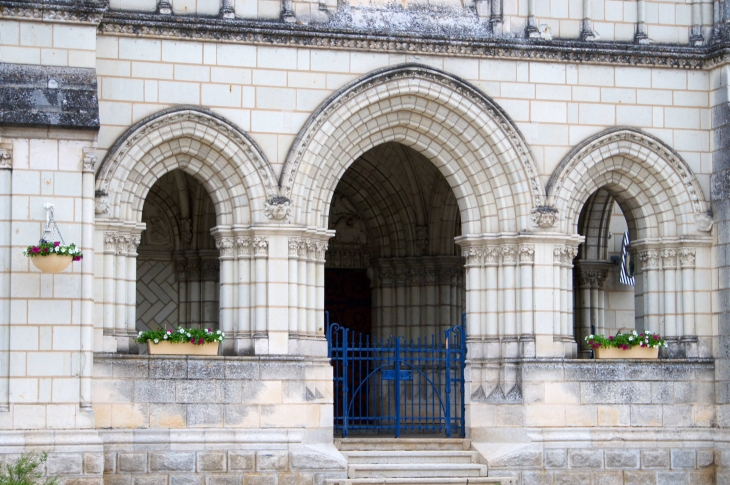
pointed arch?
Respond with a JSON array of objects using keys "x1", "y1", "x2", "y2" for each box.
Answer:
[
  {"x1": 96, "y1": 106, "x2": 277, "y2": 226},
  {"x1": 547, "y1": 128, "x2": 711, "y2": 239},
  {"x1": 280, "y1": 64, "x2": 544, "y2": 235}
]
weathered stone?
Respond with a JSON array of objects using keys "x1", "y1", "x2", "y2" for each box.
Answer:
[
  {"x1": 149, "y1": 359, "x2": 187, "y2": 379},
  {"x1": 229, "y1": 453, "x2": 255, "y2": 471},
  {"x1": 489, "y1": 450, "x2": 542, "y2": 469},
  {"x1": 697, "y1": 450, "x2": 714, "y2": 468},
  {"x1": 290, "y1": 451, "x2": 344, "y2": 470},
  {"x1": 642, "y1": 450, "x2": 670, "y2": 468},
  {"x1": 119, "y1": 453, "x2": 147, "y2": 472},
  {"x1": 256, "y1": 451, "x2": 288, "y2": 471},
  {"x1": 278, "y1": 473, "x2": 314, "y2": 485},
  {"x1": 134, "y1": 380, "x2": 176, "y2": 403},
  {"x1": 188, "y1": 360, "x2": 226, "y2": 379},
  {"x1": 187, "y1": 404, "x2": 224, "y2": 427},
  {"x1": 48, "y1": 454, "x2": 83, "y2": 475},
  {"x1": 581, "y1": 382, "x2": 651, "y2": 404},
  {"x1": 225, "y1": 362, "x2": 259, "y2": 379},
  {"x1": 656, "y1": 471, "x2": 689, "y2": 485},
  {"x1": 259, "y1": 362, "x2": 305, "y2": 380},
  {"x1": 522, "y1": 471, "x2": 552, "y2": 485},
  {"x1": 133, "y1": 476, "x2": 167, "y2": 485},
  {"x1": 84, "y1": 453, "x2": 104, "y2": 474},
  {"x1": 63, "y1": 479, "x2": 103, "y2": 485},
  {"x1": 689, "y1": 469, "x2": 715, "y2": 485},
  {"x1": 544, "y1": 449, "x2": 567, "y2": 469},
  {"x1": 149, "y1": 404, "x2": 187, "y2": 428},
  {"x1": 103, "y1": 477, "x2": 130, "y2": 485},
  {"x1": 670, "y1": 449, "x2": 696, "y2": 469},
  {"x1": 594, "y1": 472, "x2": 623, "y2": 485},
  {"x1": 197, "y1": 453, "x2": 226, "y2": 472},
  {"x1": 149, "y1": 452, "x2": 195, "y2": 472},
  {"x1": 205, "y1": 475, "x2": 242, "y2": 485},
  {"x1": 631, "y1": 405, "x2": 663, "y2": 426},
  {"x1": 605, "y1": 449, "x2": 639, "y2": 469},
  {"x1": 170, "y1": 476, "x2": 204, "y2": 485},
  {"x1": 243, "y1": 475, "x2": 276, "y2": 485},
  {"x1": 552, "y1": 471, "x2": 593, "y2": 485},
  {"x1": 662, "y1": 405, "x2": 694, "y2": 427},
  {"x1": 103, "y1": 454, "x2": 117, "y2": 474},
  {"x1": 568, "y1": 449, "x2": 603, "y2": 469},
  {"x1": 176, "y1": 381, "x2": 219, "y2": 403},
  {"x1": 113, "y1": 360, "x2": 149, "y2": 378},
  {"x1": 624, "y1": 471, "x2": 657, "y2": 485}
]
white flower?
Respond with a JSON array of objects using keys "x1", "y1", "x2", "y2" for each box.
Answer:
[
  {"x1": 628, "y1": 337, "x2": 634, "y2": 341},
  {"x1": 138, "y1": 331, "x2": 143, "y2": 336},
  {"x1": 186, "y1": 333, "x2": 191, "y2": 337},
  {"x1": 221, "y1": 332, "x2": 225, "y2": 337},
  {"x1": 588, "y1": 335, "x2": 594, "y2": 339},
  {"x1": 633, "y1": 330, "x2": 638, "y2": 336},
  {"x1": 217, "y1": 330, "x2": 222, "y2": 335},
  {"x1": 163, "y1": 334, "x2": 168, "y2": 340},
  {"x1": 153, "y1": 338, "x2": 159, "y2": 344},
  {"x1": 179, "y1": 328, "x2": 185, "y2": 333}
]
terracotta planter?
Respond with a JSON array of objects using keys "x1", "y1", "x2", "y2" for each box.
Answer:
[
  {"x1": 595, "y1": 346, "x2": 659, "y2": 359},
  {"x1": 31, "y1": 254, "x2": 73, "y2": 274},
  {"x1": 147, "y1": 341, "x2": 220, "y2": 356}
]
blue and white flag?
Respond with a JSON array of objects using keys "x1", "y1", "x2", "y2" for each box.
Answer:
[{"x1": 619, "y1": 230, "x2": 635, "y2": 286}]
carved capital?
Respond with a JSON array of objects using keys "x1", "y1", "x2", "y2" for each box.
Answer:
[
  {"x1": 202, "y1": 260, "x2": 220, "y2": 281},
  {"x1": 638, "y1": 249, "x2": 660, "y2": 270},
  {"x1": 215, "y1": 237, "x2": 235, "y2": 258},
  {"x1": 288, "y1": 237, "x2": 301, "y2": 257},
  {"x1": 181, "y1": 219, "x2": 192, "y2": 244},
  {"x1": 415, "y1": 225, "x2": 429, "y2": 251},
  {"x1": 0, "y1": 144, "x2": 12, "y2": 169},
  {"x1": 187, "y1": 262, "x2": 201, "y2": 280},
  {"x1": 579, "y1": 269, "x2": 609, "y2": 288},
  {"x1": 678, "y1": 248, "x2": 696, "y2": 268},
  {"x1": 253, "y1": 236, "x2": 269, "y2": 256},
  {"x1": 462, "y1": 246, "x2": 480, "y2": 266},
  {"x1": 530, "y1": 206, "x2": 558, "y2": 228},
  {"x1": 661, "y1": 248, "x2": 677, "y2": 269},
  {"x1": 264, "y1": 196, "x2": 292, "y2": 221},
  {"x1": 235, "y1": 236, "x2": 252, "y2": 258},
  {"x1": 117, "y1": 234, "x2": 131, "y2": 255},
  {"x1": 128, "y1": 234, "x2": 141, "y2": 255},
  {"x1": 483, "y1": 246, "x2": 499, "y2": 265},
  {"x1": 518, "y1": 244, "x2": 535, "y2": 263},
  {"x1": 553, "y1": 245, "x2": 566, "y2": 263},
  {"x1": 379, "y1": 269, "x2": 394, "y2": 287},
  {"x1": 315, "y1": 240, "x2": 328, "y2": 261},
  {"x1": 501, "y1": 245, "x2": 518, "y2": 264},
  {"x1": 103, "y1": 232, "x2": 118, "y2": 252},
  {"x1": 82, "y1": 147, "x2": 97, "y2": 173}
]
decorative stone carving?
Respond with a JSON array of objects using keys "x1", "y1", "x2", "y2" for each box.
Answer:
[
  {"x1": 202, "y1": 260, "x2": 220, "y2": 281},
  {"x1": 530, "y1": 206, "x2": 558, "y2": 228},
  {"x1": 415, "y1": 226, "x2": 429, "y2": 251},
  {"x1": 0, "y1": 144, "x2": 12, "y2": 169},
  {"x1": 117, "y1": 234, "x2": 131, "y2": 255},
  {"x1": 215, "y1": 237, "x2": 235, "y2": 258},
  {"x1": 462, "y1": 247, "x2": 480, "y2": 266},
  {"x1": 236, "y1": 236, "x2": 252, "y2": 257},
  {"x1": 379, "y1": 269, "x2": 394, "y2": 286},
  {"x1": 694, "y1": 212, "x2": 713, "y2": 232},
  {"x1": 330, "y1": 194, "x2": 368, "y2": 245},
  {"x1": 157, "y1": 0, "x2": 172, "y2": 14},
  {"x1": 175, "y1": 261, "x2": 188, "y2": 281},
  {"x1": 264, "y1": 196, "x2": 292, "y2": 221},
  {"x1": 95, "y1": 190, "x2": 110, "y2": 215},
  {"x1": 253, "y1": 236, "x2": 269, "y2": 256},
  {"x1": 103, "y1": 232, "x2": 117, "y2": 252},
  {"x1": 518, "y1": 244, "x2": 535, "y2": 263},
  {"x1": 501, "y1": 245, "x2": 518, "y2": 264},
  {"x1": 638, "y1": 249, "x2": 660, "y2": 270},
  {"x1": 219, "y1": 0, "x2": 234, "y2": 18},
  {"x1": 315, "y1": 241, "x2": 328, "y2": 261},
  {"x1": 288, "y1": 237, "x2": 301, "y2": 257},
  {"x1": 579, "y1": 269, "x2": 609, "y2": 288},
  {"x1": 128, "y1": 235, "x2": 141, "y2": 255},
  {"x1": 187, "y1": 262, "x2": 201, "y2": 280},
  {"x1": 679, "y1": 248, "x2": 697, "y2": 268},
  {"x1": 326, "y1": 246, "x2": 371, "y2": 268},
  {"x1": 483, "y1": 246, "x2": 499, "y2": 265},
  {"x1": 144, "y1": 215, "x2": 171, "y2": 246},
  {"x1": 661, "y1": 249, "x2": 677, "y2": 269},
  {"x1": 82, "y1": 147, "x2": 97, "y2": 173},
  {"x1": 553, "y1": 245, "x2": 566, "y2": 263}
]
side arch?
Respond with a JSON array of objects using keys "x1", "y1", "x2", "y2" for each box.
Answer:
[
  {"x1": 280, "y1": 64, "x2": 545, "y2": 235},
  {"x1": 96, "y1": 106, "x2": 278, "y2": 226},
  {"x1": 547, "y1": 127, "x2": 711, "y2": 239}
]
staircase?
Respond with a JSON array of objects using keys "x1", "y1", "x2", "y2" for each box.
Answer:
[{"x1": 326, "y1": 438, "x2": 517, "y2": 485}]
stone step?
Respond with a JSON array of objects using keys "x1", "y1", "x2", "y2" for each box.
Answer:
[
  {"x1": 348, "y1": 463, "x2": 488, "y2": 479},
  {"x1": 325, "y1": 477, "x2": 516, "y2": 485},
  {"x1": 343, "y1": 450, "x2": 481, "y2": 464},
  {"x1": 336, "y1": 438, "x2": 471, "y2": 451}
]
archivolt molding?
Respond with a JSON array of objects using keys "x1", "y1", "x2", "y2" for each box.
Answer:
[
  {"x1": 281, "y1": 64, "x2": 544, "y2": 233},
  {"x1": 96, "y1": 106, "x2": 277, "y2": 225},
  {"x1": 547, "y1": 127, "x2": 711, "y2": 238}
]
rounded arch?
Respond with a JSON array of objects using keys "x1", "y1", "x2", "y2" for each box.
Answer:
[
  {"x1": 281, "y1": 64, "x2": 544, "y2": 235},
  {"x1": 96, "y1": 106, "x2": 278, "y2": 226},
  {"x1": 547, "y1": 127, "x2": 711, "y2": 239}
]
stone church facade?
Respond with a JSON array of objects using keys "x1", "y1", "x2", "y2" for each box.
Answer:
[{"x1": 0, "y1": 0, "x2": 729, "y2": 483}]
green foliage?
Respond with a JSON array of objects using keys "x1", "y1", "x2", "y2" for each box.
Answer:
[
  {"x1": 23, "y1": 240, "x2": 83, "y2": 261},
  {"x1": 585, "y1": 330, "x2": 667, "y2": 351},
  {"x1": 135, "y1": 326, "x2": 225, "y2": 346},
  {"x1": 0, "y1": 453, "x2": 58, "y2": 485}
]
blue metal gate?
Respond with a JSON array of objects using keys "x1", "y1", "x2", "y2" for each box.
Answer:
[{"x1": 326, "y1": 315, "x2": 466, "y2": 438}]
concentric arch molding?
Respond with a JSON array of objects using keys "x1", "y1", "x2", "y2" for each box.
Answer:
[{"x1": 279, "y1": 63, "x2": 545, "y2": 208}]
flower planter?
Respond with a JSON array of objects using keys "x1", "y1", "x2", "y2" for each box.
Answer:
[
  {"x1": 31, "y1": 254, "x2": 73, "y2": 274},
  {"x1": 147, "y1": 341, "x2": 220, "y2": 356},
  {"x1": 595, "y1": 346, "x2": 659, "y2": 359}
]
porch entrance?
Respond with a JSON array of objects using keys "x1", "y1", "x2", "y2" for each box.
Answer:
[{"x1": 327, "y1": 317, "x2": 466, "y2": 438}]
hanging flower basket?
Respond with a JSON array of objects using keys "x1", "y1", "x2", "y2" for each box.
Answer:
[
  {"x1": 23, "y1": 203, "x2": 82, "y2": 274},
  {"x1": 586, "y1": 329, "x2": 666, "y2": 360},
  {"x1": 136, "y1": 326, "x2": 225, "y2": 356}
]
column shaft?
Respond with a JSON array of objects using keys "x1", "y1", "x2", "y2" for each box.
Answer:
[{"x1": 0, "y1": 163, "x2": 11, "y2": 411}]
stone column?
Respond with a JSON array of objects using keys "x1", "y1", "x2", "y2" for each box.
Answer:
[
  {"x1": 518, "y1": 244, "x2": 535, "y2": 357},
  {"x1": 0, "y1": 145, "x2": 11, "y2": 411},
  {"x1": 691, "y1": 0, "x2": 705, "y2": 45},
  {"x1": 635, "y1": 0, "x2": 649, "y2": 43},
  {"x1": 297, "y1": 238, "x2": 308, "y2": 337},
  {"x1": 378, "y1": 267, "x2": 395, "y2": 338},
  {"x1": 395, "y1": 265, "x2": 408, "y2": 340},
  {"x1": 424, "y1": 265, "x2": 438, "y2": 339},
  {"x1": 214, "y1": 232, "x2": 234, "y2": 353},
  {"x1": 639, "y1": 250, "x2": 661, "y2": 334},
  {"x1": 115, "y1": 233, "x2": 129, "y2": 352},
  {"x1": 501, "y1": 245, "x2": 518, "y2": 358},
  {"x1": 102, "y1": 230, "x2": 117, "y2": 343},
  {"x1": 176, "y1": 258, "x2": 188, "y2": 326},
  {"x1": 484, "y1": 247, "x2": 500, "y2": 357},
  {"x1": 79, "y1": 150, "x2": 95, "y2": 407},
  {"x1": 661, "y1": 248, "x2": 679, "y2": 344},
  {"x1": 186, "y1": 256, "x2": 201, "y2": 326},
  {"x1": 288, "y1": 237, "x2": 300, "y2": 338},
  {"x1": 315, "y1": 240, "x2": 327, "y2": 338},
  {"x1": 463, "y1": 247, "x2": 481, "y2": 342},
  {"x1": 581, "y1": 0, "x2": 596, "y2": 40},
  {"x1": 680, "y1": 248, "x2": 698, "y2": 357},
  {"x1": 525, "y1": 0, "x2": 540, "y2": 38},
  {"x1": 126, "y1": 232, "x2": 141, "y2": 353},
  {"x1": 490, "y1": 0, "x2": 503, "y2": 34},
  {"x1": 234, "y1": 235, "x2": 253, "y2": 354},
  {"x1": 253, "y1": 236, "x2": 269, "y2": 350}
]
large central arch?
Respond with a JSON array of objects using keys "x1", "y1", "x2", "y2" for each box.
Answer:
[{"x1": 281, "y1": 64, "x2": 545, "y2": 236}]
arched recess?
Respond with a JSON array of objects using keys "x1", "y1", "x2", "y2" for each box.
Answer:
[
  {"x1": 94, "y1": 106, "x2": 278, "y2": 354},
  {"x1": 281, "y1": 63, "x2": 545, "y2": 236},
  {"x1": 548, "y1": 127, "x2": 713, "y2": 358}
]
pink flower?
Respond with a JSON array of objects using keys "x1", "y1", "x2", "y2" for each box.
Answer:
[
  {"x1": 198, "y1": 338, "x2": 203, "y2": 345},
  {"x1": 608, "y1": 336, "x2": 614, "y2": 340},
  {"x1": 73, "y1": 256, "x2": 81, "y2": 261},
  {"x1": 190, "y1": 338, "x2": 195, "y2": 344},
  {"x1": 54, "y1": 241, "x2": 60, "y2": 247},
  {"x1": 31, "y1": 247, "x2": 40, "y2": 253},
  {"x1": 167, "y1": 330, "x2": 172, "y2": 334}
]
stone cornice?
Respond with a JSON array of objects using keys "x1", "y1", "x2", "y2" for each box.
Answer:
[
  {"x1": 96, "y1": 10, "x2": 722, "y2": 69},
  {"x1": 0, "y1": 0, "x2": 107, "y2": 24}
]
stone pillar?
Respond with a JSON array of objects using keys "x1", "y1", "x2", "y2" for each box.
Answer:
[
  {"x1": 690, "y1": 0, "x2": 705, "y2": 45},
  {"x1": 297, "y1": 238, "x2": 308, "y2": 337},
  {"x1": 102, "y1": 230, "x2": 117, "y2": 348},
  {"x1": 576, "y1": 263, "x2": 609, "y2": 357},
  {"x1": 679, "y1": 248, "x2": 698, "y2": 357},
  {"x1": 518, "y1": 244, "x2": 535, "y2": 358},
  {"x1": 581, "y1": 0, "x2": 596, "y2": 41},
  {"x1": 125, "y1": 232, "x2": 141, "y2": 353},
  {"x1": 490, "y1": 0, "x2": 503, "y2": 34},
  {"x1": 501, "y1": 245, "x2": 518, "y2": 358},
  {"x1": 635, "y1": 0, "x2": 650, "y2": 43},
  {"x1": 484, "y1": 247, "x2": 500, "y2": 357},
  {"x1": 661, "y1": 249, "x2": 679, "y2": 352},
  {"x1": 186, "y1": 256, "x2": 201, "y2": 326},
  {"x1": 0, "y1": 144, "x2": 11, "y2": 412},
  {"x1": 464, "y1": 247, "x2": 482, "y2": 343},
  {"x1": 253, "y1": 236, "x2": 269, "y2": 353},
  {"x1": 80, "y1": 151, "x2": 96, "y2": 407},
  {"x1": 525, "y1": 0, "x2": 540, "y2": 38},
  {"x1": 639, "y1": 250, "x2": 661, "y2": 334},
  {"x1": 234, "y1": 234, "x2": 253, "y2": 354},
  {"x1": 115, "y1": 233, "x2": 129, "y2": 352},
  {"x1": 288, "y1": 237, "x2": 300, "y2": 338},
  {"x1": 214, "y1": 231, "x2": 234, "y2": 353},
  {"x1": 176, "y1": 258, "x2": 188, "y2": 325}
]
